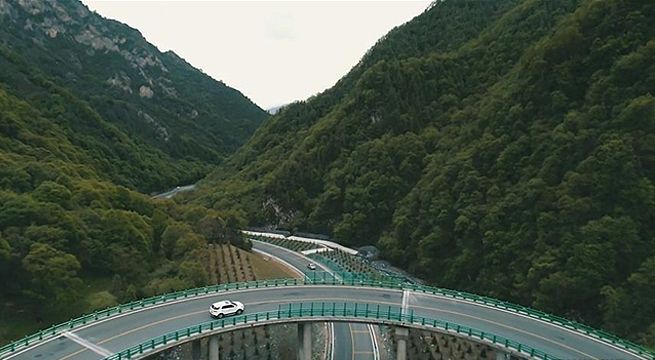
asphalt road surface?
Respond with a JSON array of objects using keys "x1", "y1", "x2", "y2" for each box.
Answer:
[
  {"x1": 252, "y1": 240, "x2": 379, "y2": 360},
  {"x1": 6, "y1": 242, "x2": 645, "y2": 360}
]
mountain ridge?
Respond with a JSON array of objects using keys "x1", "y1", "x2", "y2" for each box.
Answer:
[
  {"x1": 0, "y1": 0, "x2": 268, "y2": 191},
  {"x1": 0, "y1": 0, "x2": 262, "y2": 343},
  {"x1": 193, "y1": 0, "x2": 655, "y2": 346}
]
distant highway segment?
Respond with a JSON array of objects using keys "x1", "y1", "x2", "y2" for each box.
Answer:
[{"x1": 252, "y1": 239, "x2": 380, "y2": 360}]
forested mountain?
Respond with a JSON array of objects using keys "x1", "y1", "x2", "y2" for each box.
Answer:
[
  {"x1": 0, "y1": 0, "x2": 268, "y2": 192},
  {"x1": 194, "y1": 0, "x2": 655, "y2": 345},
  {"x1": 0, "y1": 0, "x2": 260, "y2": 343}
]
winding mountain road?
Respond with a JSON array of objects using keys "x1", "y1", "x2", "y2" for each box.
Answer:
[
  {"x1": 7, "y1": 282, "x2": 645, "y2": 360},
  {"x1": 5, "y1": 242, "x2": 649, "y2": 360},
  {"x1": 251, "y1": 240, "x2": 380, "y2": 360}
]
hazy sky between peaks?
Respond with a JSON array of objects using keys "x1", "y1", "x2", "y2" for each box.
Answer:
[{"x1": 82, "y1": 1, "x2": 431, "y2": 109}]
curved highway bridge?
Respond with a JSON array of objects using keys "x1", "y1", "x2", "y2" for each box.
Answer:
[
  {"x1": 252, "y1": 239, "x2": 381, "y2": 360},
  {"x1": 2, "y1": 250, "x2": 653, "y2": 360}
]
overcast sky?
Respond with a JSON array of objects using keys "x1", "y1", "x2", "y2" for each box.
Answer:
[{"x1": 82, "y1": 1, "x2": 431, "y2": 109}]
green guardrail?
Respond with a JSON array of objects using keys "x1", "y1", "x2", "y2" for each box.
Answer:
[
  {"x1": 308, "y1": 253, "x2": 345, "y2": 273},
  {"x1": 257, "y1": 233, "x2": 655, "y2": 360},
  {"x1": 304, "y1": 271, "x2": 655, "y2": 360},
  {"x1": 0, "y1": 277, "x2": 304, "y2": 358},
  {"x1": 102, "y1": 302, "x2": 557, "y2": 360},
  {"x1": 2, "y1": 272, "x2": 654, "y2": 360}
]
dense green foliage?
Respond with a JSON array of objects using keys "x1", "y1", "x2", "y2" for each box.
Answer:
[
  {"x1": 0, "y1": 0, "x2": 267, "y2": 192},
  {"x1": 195, "y1": 0, "x2": 655, "y2": 345},
  {"x1": 0, "y1": 85, "x2": 250, "y2": 337},
  {"x1": 0, "y1": 0, "x2": 258, "y2": 342}
]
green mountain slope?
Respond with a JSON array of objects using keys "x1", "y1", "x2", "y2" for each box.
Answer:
[
  {"x1": 0, "y1": 0, "x2": 268, "y2": 192},
  {"x1": 0, "y1": 82, "x2": 251, "y2": 343},
  {"x1": 0, "y1": 0, "x2": 259, "y2": 343},
  {"x1": 195, "y1": 0, "x2": 655, "y2": 345}
]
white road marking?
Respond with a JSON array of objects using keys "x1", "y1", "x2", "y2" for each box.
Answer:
[
  {"x1": 330, "y1": 322, "x2": 336, "y2": 360},
  {"x1": 62, "y1": 332, "x2": 113, "y2": 357},
  {"x1": 12, "y1": 233, "x2": 639, "y2": 360},
  {"x1": 367, "y1": 324, "x2": 380, "y2": 360},
  {"x1": 9, "y1": 285, "x2": 617, "y2": 360},
  {"x1": 251, "y1": 240, "x2": 342, "y2": 281}
]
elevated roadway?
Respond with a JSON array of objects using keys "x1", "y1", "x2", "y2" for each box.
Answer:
[
  {"x1": 252, "y1": 240, "x2": 380, "y2": 360},
  {"x1": 3, "y1": 241, "x2": 652, "y2": 360},
  {"x1": 5, "y1": 282, "x2": 648, "y2": 360}
]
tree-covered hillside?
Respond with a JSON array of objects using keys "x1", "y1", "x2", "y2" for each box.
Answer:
[
  {"x1": 0, "y1": 0, "x2": 260, "y2": 343},
  {"x1": 0, "y1": 83, "x2": 251, "y2": 343},
  {"x1": 194, "y1": 0, "x2": 655, "y2": 345},
  {"x1": 0, "y1": 0, "x2": 268, "y2": 192}
]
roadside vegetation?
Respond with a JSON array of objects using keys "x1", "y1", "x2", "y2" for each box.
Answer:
[
  {"x1": 0, "y1": 0, "x2": 268, "y2": 346},
  {"x1": 142, "y1": 239, "x2": 303, "y2": 360},
  {"x1": 194, "y1": 0, "x2": 655, "y2": 346},
  {"x1": 170, "y1": 241, "x2": 308, "y2": 360}
]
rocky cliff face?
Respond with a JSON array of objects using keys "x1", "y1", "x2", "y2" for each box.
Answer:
[
  {"x1": 2, "y1": 0, "x2": 168, "y2": 92},
  {"x1": 0, "y1": 0, "x2": 267, "y2": 171}
]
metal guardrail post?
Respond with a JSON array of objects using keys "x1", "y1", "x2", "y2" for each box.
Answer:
[{"x1": 5, "y1": 276, "x2": 655, "y2": 360}]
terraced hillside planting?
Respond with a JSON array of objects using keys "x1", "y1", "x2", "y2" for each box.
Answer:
[
  {"x1": 154, "y1": 243, "x2": 321, "y2": 360},
  {"x1": 251, "y1": 234, "x2": 392, "y2": 283},
  {"x1": 318, "y1": 249, "x2": 377, "y2": 274},
  {"x1": 0, "y1": 0, "x2": 265, "y2": 344},
  {"x1": 196, "y1": 243, "x2": 298, "y2": 359},
  {"x1": 249, "y1": 235, "x2": 320, "y2": 252},
  {"x1": 193, "y1": 0, "x2": 655, "y2": 345}
]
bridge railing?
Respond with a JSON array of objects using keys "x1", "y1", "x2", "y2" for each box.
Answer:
[
  {"x1": 2, "y1": 273, "x2": 653, "y2": 360},
  {"x1": 102, "y1": 301, "x2": 557, "y2": 360},
  {"x1": 305, "y1": 271, "x2": 655, "y2": 359},
  {"x1": 310, "y1": 270, "x2": 655, "y2": 359},
  {"x1": 0, "y1": 277, "x2": 304, "y2": 358},
  {"x1": 257, "y1": 231, "x2": 655, "y2": 360}
]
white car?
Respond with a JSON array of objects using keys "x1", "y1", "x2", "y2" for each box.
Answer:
[
  {"x1": 307, "y1": 263, "x2": 317, "y2": 270},
  {"x1": 209, "y1": 300, "x2": 245, "y2": 318}
]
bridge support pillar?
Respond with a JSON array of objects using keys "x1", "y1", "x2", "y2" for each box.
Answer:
[
  {"x1": 192, "y1": 339, "x2": 201, "y2": 360},
  {"x1": 297, "y1": 322, "x2": 311, "y2": 360},
  {"x1": 209, "y1": 335, "x2": 220, "y2": 360},
  {"x1": 395, "y1": 327, "x2": 409, "y2": 360}
]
